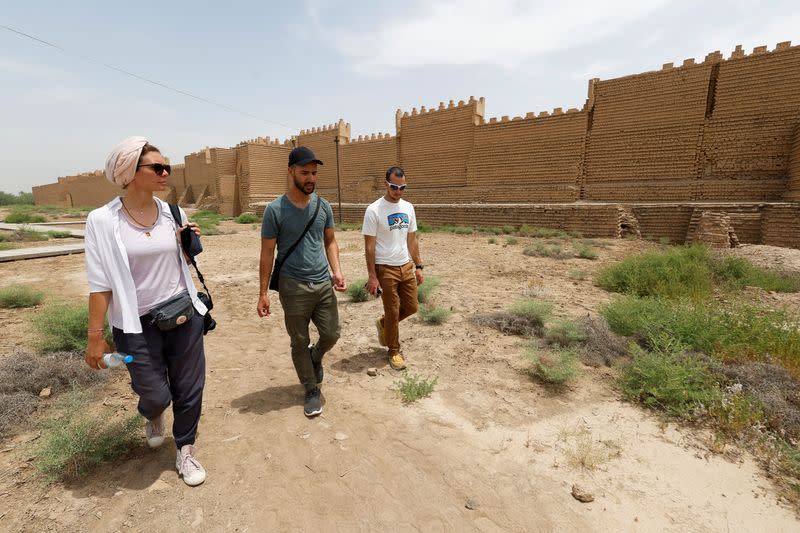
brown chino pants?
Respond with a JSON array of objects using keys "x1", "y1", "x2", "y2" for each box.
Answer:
[{"x1": 376, "y1": 261, "x2": 418, "y2": 355}]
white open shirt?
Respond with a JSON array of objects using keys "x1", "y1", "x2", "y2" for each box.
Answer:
[{"x1": 85, "y1": 196, "x2": 207, "y2": 334}]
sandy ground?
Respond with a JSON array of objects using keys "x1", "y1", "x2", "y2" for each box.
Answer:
[{"x1": 1, "y1": 223, "x2": 799, "y2": 532}]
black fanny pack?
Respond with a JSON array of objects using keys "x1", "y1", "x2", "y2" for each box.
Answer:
[{"x1": 148, "y1": 290, "x2": 194, "y2": 331}]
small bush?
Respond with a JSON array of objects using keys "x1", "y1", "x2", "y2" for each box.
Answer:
[
  {"x1": 502, "y1": 225, "x2": 515, "y2": 235},
  {"x1": 32, "y1": 303, "x2": 112, "y2": 353},
  {"x1": 453, "y1": 226, "x2": 474, "y2": 235},
  {"x1": 234, "y1": 212, "x2": 259, "y2": 224},
  {"x1": 192, "y1": 210, "x2": 224, "y2": 235},
  {"x1": 532, "y1": 227, "x2": 569, "y2": 239},
  {"x1": 418, "y1": 303, "x2": 450, "y2": 325},
  {"x1": 337, "y1": 222, "x2": 362, "y2": 231},
  {"x1": 526, "y1": 347, "x2": 581, "y2": 384},
  {"x1": 505, "y1": 236, "x2": 518, "y2": 246},
  {"x1": 395, "y1": 373, "x2": 437, "y2": 403},
  {"x1": 5, "y1": 211, "x2": 46, "y2": 224},
  {"x1": 45, "y1": 230, "x2": 72, "y2": 239},
  {"x1": 518, "y1": 224, "x2": 532, "y2": 236},
  {"x1": 567, "y1": 269, "x2": 588, "y2": 281},
  {"x1": 0, "y1": 285, "x2": 44, "y2": 308},
  {"x1": 597, "y1": 245, "x2": 713, "y2": 300},
  {"x1": 579, "y1": 316, "x2": 631, "y2": 367},
  {"x1": 709, "y1": 386, "x2": 764, "y2": 434},
  {"x1": 471, "y1": 312, "x2": 542, "y2": 337},
  {"x1": 33, "y1": 389, "x2": 140, "y2": 481},
  {"x1": 345, "y1": 278, "x2": 370, "y2": 302},
  {"x1": 659, "y1": 236, "x2": 671, "y2": 245},
  {"x1": 417, "y1": 275, "x2": 441, "y2": 304},
  {"x1": 0, "y1": 392, "x2": 38, "y2": 439},
  {"x1": 488, "y1": 237, "x2": 496, "y2": 244},
  {"x1": 12, "y1": 228, "x2": 48, "y2": 242},
  {"x1": 713, "y1": 256, "x2": 800, "y2": 293},
  {"x1": 575, "y1": 243, "x2": 598, "y2": 260},
  {"x1": 619, "y1": 341, "x2": 720, "y2": 418},
  {"x1": 544, "y1": 319, "x2": 587, "y2": 347},
  {"x1": 0, "y1": 242, "x2": 13, "y2": 251},
  {"x1": 523, "y1": 243, "x2": 569, "y2": 259},
  {"x1": 509, "y1": 299, "x2": 553, "y2": 325},
  {"x1": 416, "y1": 221, "x2": 432, "y2": 233}
]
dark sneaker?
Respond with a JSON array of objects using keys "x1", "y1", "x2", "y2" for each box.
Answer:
[
  {"x1": 310, "y1": 345, "x2": 323, "y2": 384},
  {"x1": 304, "y1": 387, "x2": 323, "y2": 417}
]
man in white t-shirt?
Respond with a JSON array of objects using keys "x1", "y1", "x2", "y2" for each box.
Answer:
[{"x1": 362, "y1": 166, "x2": 424, "y2": 370}]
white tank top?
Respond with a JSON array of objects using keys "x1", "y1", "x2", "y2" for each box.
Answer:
[{"x1": 119, "y1": 209, "x2": 187, "y2": 316}]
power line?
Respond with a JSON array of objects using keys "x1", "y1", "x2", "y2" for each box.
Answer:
[{"x1": 0, "y1": 23, "x2": 293, "y2": 130}]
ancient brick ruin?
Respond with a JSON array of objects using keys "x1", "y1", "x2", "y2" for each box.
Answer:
[{"x1": 32, "y1": 41, "x2": 800, "y2": 247}]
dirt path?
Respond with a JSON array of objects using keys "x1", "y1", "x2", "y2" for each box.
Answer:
[{"x1": 1, "y1": 225, "x2": 798, "y2": 532}]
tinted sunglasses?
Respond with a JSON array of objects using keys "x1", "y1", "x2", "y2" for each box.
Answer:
[
  {"x1": 138, "y1": 163, "x2": 172, "y2": 175},
  {"x1": 386, "y1": 181, "x2": 407, "y2": 191}
]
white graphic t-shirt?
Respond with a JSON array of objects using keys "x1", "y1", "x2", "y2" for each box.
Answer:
[{"x1": 362, "y1": 197, "x2": 417, "y2": 266}]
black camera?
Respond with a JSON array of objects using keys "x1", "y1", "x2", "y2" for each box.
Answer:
[{"x1": 197, "y1": 292, "x2": 216, "y2": 335}]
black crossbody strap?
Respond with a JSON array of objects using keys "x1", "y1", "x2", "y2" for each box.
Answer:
[
  {"x1": 274, "y1": 196, "x2": 321, "y2": 274},
  {"x1": 168, "y1": 203, "x2": 212, "y2": 299}
]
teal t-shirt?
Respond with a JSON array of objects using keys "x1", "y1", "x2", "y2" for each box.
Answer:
[{"x1": 261, "y1": 193, "x2": 335, "y2": 283}]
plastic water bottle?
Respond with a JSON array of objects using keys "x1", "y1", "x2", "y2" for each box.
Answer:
[{"x1": 102, "y1": 352, "x2": 133, "y2": 368}]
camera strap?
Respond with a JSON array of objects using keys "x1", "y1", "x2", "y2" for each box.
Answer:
[{"x1": 168, "y1": 203, "x2": 212, "y2": 303}]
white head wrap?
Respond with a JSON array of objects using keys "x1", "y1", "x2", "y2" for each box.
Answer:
[{"x1": 104, "y1": 136, "x2": 149, "y2": 187}]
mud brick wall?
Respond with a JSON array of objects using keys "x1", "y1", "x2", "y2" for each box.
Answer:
[
  {"x1": 583, "y1": 63, "x2": 712, "y2": 201},
  {"x1": 295, "y1": 121, "x2": 351, "y2": 200},
  {"x1": 339, "y1": 134, "x2": 398, "y2": 203},
  {"x1": 32, "y1": 181, "x2": 68, "y2": 206},
  {"x1": 167, "y1": 164, "x2": 186, "y2": 198},
  {"x1": 761, "y1": 205, "x2": 800, "y2": 248},
  {"x1": 61, "y1": 172, "x2": 121, "y2": 207},
  {"x1": 236, "y1": 141, "x2": 291, "y2": 211},
  {"x1": 700, "y1": 44, "x2": 800, "y2": 201},
  {"x1": 217, "y1": 175, "x2": 239, "y2": 216},
  {"x1": 184, "y1": 147, "x2": 235, "y2": 198},
  {"x1": 397, "y1": 97, "x2": 484, "y2": 188},
  {"x1": 631, "y1": 205, "x2": 695, "y2": 243},
  {"x1": 465, "y1": 110, "x2": 586, "y2": 202},
  {"x1": 785, "y1": 128, "x2": 800, "y2": 200}
]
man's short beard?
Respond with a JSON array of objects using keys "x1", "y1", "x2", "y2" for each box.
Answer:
[{"x1": 293, "y1": 177, "x2": 315, "y2": 195}]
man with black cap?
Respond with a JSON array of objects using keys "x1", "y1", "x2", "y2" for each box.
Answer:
[{"x1": 257, "y1": 146, "x2": 347, "y2": 417}]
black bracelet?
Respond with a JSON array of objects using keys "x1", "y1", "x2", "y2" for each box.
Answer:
[{"x1": 415, "y1": 265, "x2": 424, "y2": 270}]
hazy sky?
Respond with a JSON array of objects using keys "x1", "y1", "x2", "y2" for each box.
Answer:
[{"x1": 1, "y1": 0, "x2": 798, "y2": 193}]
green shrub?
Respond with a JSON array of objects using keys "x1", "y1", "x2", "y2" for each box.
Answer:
[
  {"x1": 5, "y1": 211, "x2": 46, "y2": 223},
  {"x1": 416, "y1": 221, "x2": 432, "y2": 233},
  {"x1": 544, "y1": 319, "x2": 587, "y2": 347},
  {"x1": 337, "y1": 222, "x2": 362, "y2": 231},
  {"x1": 575, "y1": 243, "x2": 598, "y2": 260},
  {"x1": 567, "y1": 269, "x2": 588, "y2": 281},
  {"x1": 526, "y1": 347, "x2": 581, "y2": 384},
  {"x1": 596, "y1": 245, "x2": 713, "y2": 300},
  {"x1": 46, "y1": 230, "x2": 72, "y2": 239},
  {"x1": 488, "y1": 237, "x2": 497, "y2": 244},
  {"x1": 523, "y1": 243, "x2": 569, "y2": 259},
  {"x1": 505, "y1": 236, "x2": 518, "y2": 245},
  {"x1": 13, "y1": 228, "x2": 48, "y2": 242},
  {"x1": 502, "y1": 225, "x2": 515, "y2": 235},
  {"x1": 33, "y1": 389, "x2": 140, "y2": 481},
  {"x1": 417, "y1": 275, "x2": 441, "y2": 304},
  {"x1": 509, "y1": 299, "x2": 553, "y2": 325},
  {"x1": 619, "y1": 341, "x2": 720, "y2": 418},
  {"x1": 0, "y1": 285, "x2": 44, "y2": 308},
  {"x1": 345, "y1": 278, "x2": 370, "y2": 302},
  {"x1": 0, "y1": 242, "x2": 13, "y2": 251},
  {"x1": 532, "y1": 227, "x2": 569, "y2": 239},
  {"x1": 0, "y1": 192, "x2": 34, "y2": 206},
  {"x1": 395, "y1": 373, "x2": 437, "y2": 403},
  {"x1": 234, "y1": 212, "x2": 259, "y2": 224},
  {"x1": 192, "y1": 210, "x2": 224, "y2": 235},
  {"x1": 518, "y1": 224, "x2": 532, "y2": 236},
  {"x1": 452, "y1": 226, "x2": 474, "y2": 235},
  {"x1": 32, "y1": 303, "x2": 112, "y2": 353},
  {"x1": 713, "y1": 256, "x2": 800, "y2": 293},
  {"x1": 418, "y1": 303, "x2": 450, "y2": 325}
]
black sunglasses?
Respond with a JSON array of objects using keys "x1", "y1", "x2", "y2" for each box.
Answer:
[
  {"x1": 138, "y1": 163, "x2": 172, "y2": 175},
  {"x1": 386, "y1": 181, "x2": 407, "y2": 191}
]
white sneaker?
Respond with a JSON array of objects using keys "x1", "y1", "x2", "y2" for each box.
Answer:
[
  {"x1": 176, "y1": 445, "x2": 206, "y2": 486},
  {"x1": 145, "y1": 413, "x2": 165, "y2": 448}
]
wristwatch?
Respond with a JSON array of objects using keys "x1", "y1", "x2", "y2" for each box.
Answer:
[{"x1": 415, "y1": 265, "x2": 424, "y2": 270}]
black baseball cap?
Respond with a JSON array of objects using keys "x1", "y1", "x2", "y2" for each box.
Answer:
[{"x1": 288, "y1": 146, "x2": 323, "y2": 167}]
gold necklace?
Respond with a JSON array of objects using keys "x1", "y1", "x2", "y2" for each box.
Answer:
[{"x1": 122, "y1": 199, "x2": 158, "y2": 237}]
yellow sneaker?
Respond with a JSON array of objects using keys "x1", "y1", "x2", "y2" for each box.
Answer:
[
  {"x1": 375, "y1": 317, "x2": 386, "y2": 347},
  {"x1": 389, "y1": 352, "x2": 406, "y2": 370}
]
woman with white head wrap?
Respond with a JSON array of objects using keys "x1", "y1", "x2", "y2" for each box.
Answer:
[{"x1": 83, "y1": 137, "x2": 209, "y2": 487}]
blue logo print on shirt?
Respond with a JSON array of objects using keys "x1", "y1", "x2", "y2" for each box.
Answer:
[{"x1": 387, "y1": 213, "x2": 409, "y2": 231}]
